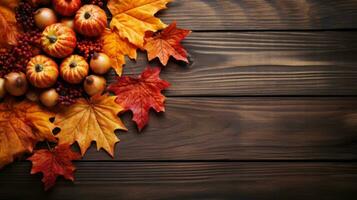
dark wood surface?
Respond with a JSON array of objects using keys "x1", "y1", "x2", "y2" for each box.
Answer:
[
  {"x1": 1, "y1": 0, "x2": 357, "y2": 199},
  {"x1": 1, "y1": 162, "x2": 357, "y2": 200},
  {"x1": 161, "y1": 0, "x2": 357, "y2": 30},
  {"x1": 121, "y1": 31, "x2": 357, "y2": 96},
  {"x1": 82, "y1": 97, "x2": 357, "y2": 161}
]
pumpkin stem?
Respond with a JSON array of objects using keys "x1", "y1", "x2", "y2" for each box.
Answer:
[
  {"x1": 46, "y1": 35, "x2": 57, "y2": 44},
  {"x1": 84, "y1": 12, "x2": 91, "y2": 19},
  {"x1": 70, "y1": 62, "x2": 77, "y2": 68},
  {"x1": 35, "y1": 64, "x2": 43, "y2": 72}
]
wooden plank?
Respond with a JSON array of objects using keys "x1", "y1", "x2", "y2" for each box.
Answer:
[
  {"x1": 1, "y1": 162, "x2": 357, "y2": 199},
  {"x1": 74, "y1": 97, "x2": 357, "y2": 160},
  {"x1": 161, "y1": 0, "x2": 357, "y2": 30},
  {"x1": 116, "y1": 31, "x2": 357, "y2": 96}
]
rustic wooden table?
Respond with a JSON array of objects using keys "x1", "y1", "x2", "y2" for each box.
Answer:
[{"x1": 2, "y1": 0, "x2": 357, "y2": 199}]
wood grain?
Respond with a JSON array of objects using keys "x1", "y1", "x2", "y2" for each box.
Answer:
[
  {"x1": 161, "y1": 0, "x2": 357, "y2": 30},
  {"x1": 2, "y1": 1, "x2": 357, "y2": 198},
  {"x1": 75, "y1": 97, "x2": 357, "y2": 161},
  {"x1": 116, "y1": 31, "x2": 357, "y2": 96},
  {"x1": 1, "y1": 162, "x2": 357, "y2": 200}
]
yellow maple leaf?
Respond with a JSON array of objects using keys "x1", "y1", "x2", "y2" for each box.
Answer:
[
  {"x1": 54, "y1": 95, "x2": 127, "y2": 157},
  {"x1": 101, "y1": 29, "x2": 137, "y2": 76},
  {"x1": 0, "y1": 99, "x2": 56, "y2": 169},
  {"x1": 108, "y1": 0, "x2": 172, "y2": 47}
]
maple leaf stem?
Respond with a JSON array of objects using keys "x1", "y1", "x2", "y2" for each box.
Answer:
[{"x1": 46, "y1": 141, "x2": 53, "y2": 151}]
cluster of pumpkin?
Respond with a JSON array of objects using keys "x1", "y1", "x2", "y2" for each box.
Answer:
[{"x1": 0, "y1": 0, "x2": 111, "y2": 107}]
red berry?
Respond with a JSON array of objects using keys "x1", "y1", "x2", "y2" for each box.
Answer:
[
  {"x1": 75, "y1": 37, "x2": 103, "y2": 61},
  {"x1": 55, "y1": 80, "x2": 84, "y2": 106},
  {"x1": 0, "y1": 31, "x2": 41, "y2": 77}
]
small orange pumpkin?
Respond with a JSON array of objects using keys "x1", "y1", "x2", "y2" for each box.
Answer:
[
  {"x1": 60, "y1": 55, "x2": 89, "y2": 84},
  {"x1": 53, "y1": 0, "x2": 81, "y2": 17},
  {"x1": 74, "y1": 5, "x2": 107, "y2": 37},
  {"x1": 41, "y1": 23, "x2": 77, "y2": 58},
  {"x1": 26, "y1": 55, "x2": 59, "y2": 88}
]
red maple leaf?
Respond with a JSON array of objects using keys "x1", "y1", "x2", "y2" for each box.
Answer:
[
  {"x1": 108, "y1": 67, "x2": 170, "y2": 131},
  {"x1": 28, "y1": 144, "x2": 81, "y2": 190},
  {"x1": 143, "y1": 22, "x2": 191, "y2": 66}
]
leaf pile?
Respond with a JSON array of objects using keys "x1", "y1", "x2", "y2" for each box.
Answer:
[
  {"x1": 0, "y1": 0, "x2": 191, "y2": 190},
  {"x1": 102, "y1": 0, "x2": 190, "y2": 75}
]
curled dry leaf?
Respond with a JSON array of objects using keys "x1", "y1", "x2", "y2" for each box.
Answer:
[
  {"x1": 54, "y1": 94, "x2": 127, "y2": 156},
  {"x1": 0, "y1": 5, "x2": 19, "y2": 48},
  {"x1": 108, "y1": 67, "x2": 170, "y2": 131},
  {"x1": 108, "y1": 0, "x2": 172, "y2": 47},
  {"x1": 144, "y1": 22, "x2": 191, "y2": 66},
  {"x1": 101, "y1": 29, "x2": 137, "y2": 76},
  {"x1": 28, "y1": 144, "x2": 81, "y2": 191},
  {"x1": 0, "y1": 99, "x2": 56, "y2": 169}
]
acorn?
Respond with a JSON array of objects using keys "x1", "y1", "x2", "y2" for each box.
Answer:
[
  {"x1": 34, "y1": 8, "x2": 57, "y2": 30},
  {"x1": 40, "y1": 88, "x2": 59, "y2": 107},
  {"x1": 90, "y1": 52, "x2": 112, "y2": 75},
  {"x1": 83, "y1": 75, "x2": 106, "y2": 96},
  {"x1": 4, "y1": 72, "x2": 28, "y2": 96},
  {"x1": 0, "y1": 78, "x2": 6, "y2": 98}
]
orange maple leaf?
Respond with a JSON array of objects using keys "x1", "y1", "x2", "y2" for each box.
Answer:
[
  {"x1": 28, "y1": 144, "x2": 81, "y2": 191},
  {"x1": 0, "y1": 99, "x2": 56, "y2": 169},
  {"x1": 108, "y1": 0, "x2": 172, "y2": 47},
  {"x1": 54, "y1": 94, "x2": 127, "y2": 156},
  {"x1": 108, "y1": 67, "x2": 170, "y2": 131},
  {"x1": 101, "y1": 29, "x2": 137, "y2": 76},
  {"x1": 0, "y1": 4, "x2": 19, "y2": 48},
  {"x1": 144, "y1": 22, "x2": 191, "y2": 66}
]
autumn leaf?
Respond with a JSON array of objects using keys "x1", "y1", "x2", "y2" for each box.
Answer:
[
  {"x1": 0, "y1": 99, "x2": 56, "y2": 169},
  {"x1": 0, "y1": 4, "x2": 19, "y2": 48},
  {"x1": 0, "y1": 0, "x2": 20, "y2": 9},
  {"x1": 144, "y1": 22, "x2": 191, "y2": 66},
  {"x1": 101, "y1": 29, "x2": 137, "y2": 76},
  {"x1": 28, "y1": 144, "x2": 81, "y2": 191},
  {"x1": 108, "y1": 0, "x2": 172, "y2": 47},
  {"x1": 108, "y1": 67, "x2": 170, "y2": 131},
  {"x1": 54, "y1": 94, "x2": 127, "y2": 156}
]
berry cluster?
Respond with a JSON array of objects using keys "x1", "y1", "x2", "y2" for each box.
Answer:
[
  {"x1": 15, "y1": 1, "x2": 37, "y2": 30},
  {"x1": 0, "y1": 31, "x2": 42, "y2": 77},
  {"x1": 0, "y1": 50, "x2": 14, "y2": 77},
  {"x1": 55, "y1": 80, "x2": 85, "y2": 105},
  {"x1": 76, "y1": 37, "x2": 103, "y2": 60}
]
